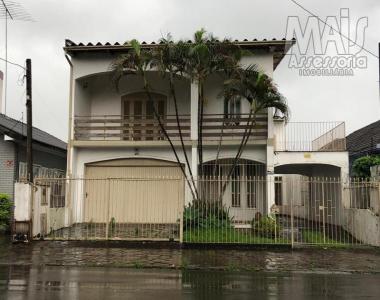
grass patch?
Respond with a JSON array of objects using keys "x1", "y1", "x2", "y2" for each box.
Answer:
[
  {"x1": 131, "y1": 261, "x2": 144, "y2": 269},
  {"x1": 183, "y1": 228, "x2": 289, "y2": 244},
  {"x1": 301, "y1": 230, "x2": 350, "y2": 248}
]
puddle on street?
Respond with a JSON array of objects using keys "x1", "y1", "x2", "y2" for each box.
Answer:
[
  {"x1": 1, "y1": 265, "x2": 380, "y2": 299},
  {"x1": 1, "y1": 236, "x2": 380, "y2": 273},
  {"x1": 1, "y1": 237, "x2": 380, "y2": 299}
]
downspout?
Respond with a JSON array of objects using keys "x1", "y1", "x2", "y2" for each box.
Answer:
[
  {"x1": 65, "y1": 54, "x2": 74, "y2": 226},
  {"x1": 65, "y1": 54, "x2": 73, "y2": 179}
]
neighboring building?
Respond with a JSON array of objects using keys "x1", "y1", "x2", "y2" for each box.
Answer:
[
  {"x1": 0, "y1": 113, "x2": 67, "y2": 198},
  {"x1": 0, "y1": 71, "x2": 3, "y2": 110},
  {"x1": 346, "y1": 119, "x2": 380, "y2": 174},
  {"x1": 63, "y1": 38, "x2": 349, "y2": 225},
  {"x1": 371, "y1": 165, "x2": 380, "y2": 180}
]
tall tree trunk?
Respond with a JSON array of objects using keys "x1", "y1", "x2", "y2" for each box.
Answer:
[
  {"x1": 169, "y1": 73, "x2": 198, "y2": 199},
  {"x1": 197, "y1": 82, "x2": 205, "y2": 200},
  {"x1": 218, "y1": 108, "x2": 257, "y2": 201},
  {"x1": 197, "y1": 81, "x2": 202, "y2": 176},
  {"x1": 213, "y1": 120, "x2": 225, "y2": 176},
  {"x1": 142, "y1": 76, "x2": 197, "y2": 200}
]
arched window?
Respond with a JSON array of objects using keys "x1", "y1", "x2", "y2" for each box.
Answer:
[{"x1": 224, "y1": 96, "x2": 241, "y2": 126}]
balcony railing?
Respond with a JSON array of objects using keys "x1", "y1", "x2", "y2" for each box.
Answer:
[
  {"x1": 74, "y1": 113, "x2": 268, "y2": 142},
  {"x1": 274, "y1": 121, "x2": 346, "y2": 152}
]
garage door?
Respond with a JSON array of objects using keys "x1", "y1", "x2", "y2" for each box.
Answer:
[{"x1": 83, "y1": 158, "x2": 184, "y2": 225}]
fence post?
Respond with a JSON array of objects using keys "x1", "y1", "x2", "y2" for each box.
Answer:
[
  {"x1": 66, "y1": 176, "x2": 72, "y2": 228},
  {"x1": 290, "y1": 177, "x2": 294, "y2": 248},
  {"x1": 321, "y1": 178, "x2": 326, "y2": 244},
  {"x1": 105, "y1": 178, "x2": 111, "y2": 240},
  {"x1": 179, "y1": 178, "x2": 184, "y2": 243}
]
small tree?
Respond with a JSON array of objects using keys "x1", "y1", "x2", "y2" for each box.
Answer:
[
  {"x1": 352, "y1": 155, "x2": 380, "y2": 178},
  {"x1": 0, "y1": 194, "x2": 12, "y2": 233}
]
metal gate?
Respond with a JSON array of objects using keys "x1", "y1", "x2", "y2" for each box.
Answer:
[{"x1": 33, "y1": 177, "x2": 184, "y2": 241}]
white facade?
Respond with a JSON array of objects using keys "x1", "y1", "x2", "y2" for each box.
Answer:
[{"x1": 64, "y1": 40, "x2": 349, "y2": 224}]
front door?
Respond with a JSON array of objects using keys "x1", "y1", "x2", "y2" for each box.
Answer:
[{"x1": 122, "y1": 93, "x2": 166, "y2": 141}]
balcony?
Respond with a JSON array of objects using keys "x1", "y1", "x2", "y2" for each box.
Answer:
[
  {"x1": 74, "y1": 113, "x2": 268, "y2": 142},
  {"x1": 274, "y1": 121, "x2": 346, "y2": 152}
]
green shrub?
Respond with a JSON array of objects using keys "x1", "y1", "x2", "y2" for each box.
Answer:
[
  {"x1": 352, "y1": 155, "x2": 380, "y2": 178},
  {"x1": 0, "y1": 194, "x2": 12, "y2": 232},
  {"x1": 184, "y1": 200, "x2": 232, "y2": 230},
  {"x1": 251, "y1": 216, "x2": 281, "y2": 238}
]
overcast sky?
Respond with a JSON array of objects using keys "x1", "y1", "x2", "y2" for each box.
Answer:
[{"x1": 0, "y1": 0, "x2": 379, "y2": 141}]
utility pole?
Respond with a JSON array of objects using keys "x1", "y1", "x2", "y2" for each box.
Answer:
[{"x1": 26, "y1": 58, "x2": 33, "y2": 182}]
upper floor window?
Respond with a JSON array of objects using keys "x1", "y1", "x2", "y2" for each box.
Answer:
[{"x1": 224, "y1": 97, "x2": 241, "y2": 124}]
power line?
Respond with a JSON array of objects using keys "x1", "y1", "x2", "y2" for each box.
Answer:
[
  {"x1": 289, "y1": 0, "x2": 379, "y2": 59},
  {"x1": 0, "y1": 57, "x2": 25, "y2": 70}
]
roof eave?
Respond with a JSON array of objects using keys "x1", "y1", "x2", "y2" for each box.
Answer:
[
  {"x1": 63, "y1": 39, "x2": 296, "y2": 70},
  {"x1": 64, "y1": 39, "x2": 295, "y2": 53}
]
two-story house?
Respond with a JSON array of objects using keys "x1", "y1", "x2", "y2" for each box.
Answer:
[{"x1": 63, "y1": 38, "x2": 349, "y2": 235}]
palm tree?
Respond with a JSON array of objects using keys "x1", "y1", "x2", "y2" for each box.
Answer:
[
  {"x1": 218, "y1": 65, "x2": 289, "y2": 199},
  {"x1": 184, "y1": 29, "x2": 242, "y2": 177},
  {"x1": 111, "y1": 31, "x2": 289, "y2": 203},
  {"x1": 151, "y1": 36, "x2": 198, "y2": 198},
  {"x1": 111, "y1": 39, "x2": 197, "y2": 199}
]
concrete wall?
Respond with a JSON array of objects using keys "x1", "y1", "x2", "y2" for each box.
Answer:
[
  {"x1": 72, "y1": 145, "x2": 267, "y2": 177},
  {"x1": 14, "y1": 182, "x2": 31, "y2": 222},
  {"x1": 370, "y1": 185, "x2": 380, "y2": 215},
  {"x1": 0, "y1": 134, "x2": 16, "y2": 198},
  {"x1": 344, "y1": 209, "x2": 380, "y2": 247}
]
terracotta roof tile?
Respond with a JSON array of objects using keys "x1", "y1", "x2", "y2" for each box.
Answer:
[{"x1": 64, "y1": 38, "x2": 295, "y2": 49}]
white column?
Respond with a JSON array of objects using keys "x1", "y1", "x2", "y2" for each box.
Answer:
[
  {"x1": 190, "y1": 82, "x2": 198, "y2": 141},
  {"x1": 341, "y1": 159, "x2": 350, "y2": 210},
  {"x1": 266, "y1": 108, "x2": 274, "y2": 174},
  {"x1": 266, "y1": 174, "x2": 275, "y2": 215},
  {"x1": 266, "y1": 108, "x2": 275, "y2": 215},
  {"x1": 190, "y1": 82, "x2": 199, "y2": 181},
  {"x1": 273, "y1": 118, "x2": 286, "y2": 151},
  {"x1": 192, "y1": 146, "x2": 198, "y2": 181}
]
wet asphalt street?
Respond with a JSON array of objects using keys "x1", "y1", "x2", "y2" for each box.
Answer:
[
  {"x1": 2, "y1": 266, "x2": 380, "y2": 299},
  {"x1": 1, "y1": 237, "x2": 380, "y2": 299}
]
